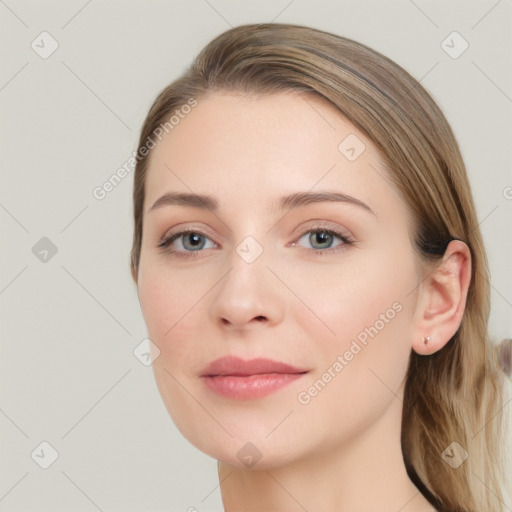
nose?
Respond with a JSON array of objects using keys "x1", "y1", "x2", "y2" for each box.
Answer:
[{"x1": 208, "y1": 245, "x2": 285, "y2": 331}]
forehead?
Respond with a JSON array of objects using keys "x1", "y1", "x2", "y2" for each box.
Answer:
[
  {"x1": 143, "y1": 91, "x2": 402, "y2": 217},
  {"x1": 149, "y1": 90, "x2": 375, "y2": 164}
]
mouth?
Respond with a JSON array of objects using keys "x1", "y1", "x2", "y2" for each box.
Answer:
[{"x1": 200, "y1": 356, "x2": 309, "y2": 400}]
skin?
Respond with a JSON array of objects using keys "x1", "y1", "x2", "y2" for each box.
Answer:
[{"x1": 136, "y1": 91, "x2": 471, "y2": 512}]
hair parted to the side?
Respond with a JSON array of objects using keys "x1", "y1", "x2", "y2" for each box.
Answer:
[{"x1": 130, "y1": 23, "x2": 508, "y2": 511}]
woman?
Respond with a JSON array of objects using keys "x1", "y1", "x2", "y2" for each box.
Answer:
[{"x1": 130, "y1": 23, "x2": 508, "y2": 511}]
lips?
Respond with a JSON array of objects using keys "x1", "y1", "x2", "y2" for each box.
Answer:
[
  {"x1": 200, "y1": 356, "x2": 309, "y2": 400},
  {"x1": 201, "y1": 355, "x2": 308, "y2": 377}
]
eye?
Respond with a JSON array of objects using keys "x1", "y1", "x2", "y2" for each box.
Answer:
[
  {"x1": 157, "y1": 224, "x2": 354, "y2": 259},
  {"x1": 293, "y1": 226, "x2": 354, "y2": 255},
  {"x1": 158, "y1": 229, "x2": 216, "y2": 258}
]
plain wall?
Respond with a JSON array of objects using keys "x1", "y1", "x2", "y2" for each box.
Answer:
[{"x1": 1, "y1": 1, "x2": 511, "y2": 510}]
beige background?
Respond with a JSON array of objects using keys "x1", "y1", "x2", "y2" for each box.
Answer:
[{"x1": 1, "y1": 1, "x2": 511, "y2": 510}]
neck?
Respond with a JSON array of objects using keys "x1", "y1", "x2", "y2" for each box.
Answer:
[{"x1": 218, "y1": 395, "x2": 436, "y2": 512}]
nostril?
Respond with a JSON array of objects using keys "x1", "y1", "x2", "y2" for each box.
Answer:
[{"x1": 219, "y1": 315, "x2": 267, "y2": 327}]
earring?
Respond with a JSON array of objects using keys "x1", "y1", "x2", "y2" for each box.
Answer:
[{"x1": 423, "y1": 336, "x2": 431, "y2": 345}]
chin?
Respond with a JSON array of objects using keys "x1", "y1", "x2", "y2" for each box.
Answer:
[
  {"x1": 172, "y1": 416, "x2": 304, "y2": 470},
  {"x1": 205, "y1": 438, "x2": 301, "y2": 471}
]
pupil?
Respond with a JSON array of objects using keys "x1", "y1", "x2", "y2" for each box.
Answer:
[
  {"x1": 186, "y1": 233, "x2": 203, "y2": 250},
  {"x1": 312, "y1": 231, "x2": 332, "y2": 248}
]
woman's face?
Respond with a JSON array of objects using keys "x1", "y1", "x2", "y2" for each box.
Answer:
[{"x1": 137, "y1": 91, "x2": 423, "y2": 469}]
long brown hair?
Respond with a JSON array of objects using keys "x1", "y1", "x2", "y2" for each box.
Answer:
[{"x1": 130, "y1": 23, "x2": 508, "y2": 511}]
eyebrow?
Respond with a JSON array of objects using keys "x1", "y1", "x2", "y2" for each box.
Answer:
[{"x1": 147, "y1": 191, "x2": 375, "y2": 215}]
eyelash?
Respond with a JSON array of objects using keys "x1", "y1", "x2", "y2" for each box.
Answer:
[{"x1": 157, "y1": 225, "x2": 354, "y2": 260}]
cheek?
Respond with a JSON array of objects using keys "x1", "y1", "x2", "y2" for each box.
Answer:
[
  {"x1": 284, "y1": 249, "x2": 417, "y2": 390},
  {"x1": 138, "y1": 265, "x2": 189, "y2": 349},
  {"x1": 278, "y1": 250, "x2": 415, "y2": 339},
  {"x1": 137, "y1": 265, "x2": 207, "y2": 433},
  {"x1": 290, "y1": 265, "x2": 415, "y2": 437},
  {"x1": 137, "y1": 259, "x2": 219, "y2": 373},
  {"x1": 138, "y1": 276, "x2": 176, "y2": 340}
]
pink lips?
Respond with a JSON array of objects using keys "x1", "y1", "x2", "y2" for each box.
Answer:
[{"x1": 201, "y1": 356, "x2": 308, "y2": 400}]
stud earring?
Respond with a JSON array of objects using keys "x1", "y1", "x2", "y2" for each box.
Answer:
[{"x1": 423, "y1": 336, "x2": 431, "y2": 345}]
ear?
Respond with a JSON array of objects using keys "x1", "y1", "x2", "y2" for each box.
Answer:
[{"x1": 412, "y1": 240, "x2": 472, "y2": 355}]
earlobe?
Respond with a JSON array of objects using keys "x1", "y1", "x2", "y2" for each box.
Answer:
[{"x1": 412, "y1": 240, "x2": 472, "y2": 356}]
